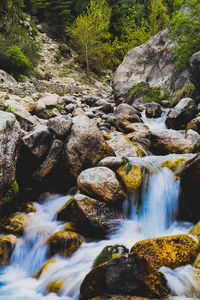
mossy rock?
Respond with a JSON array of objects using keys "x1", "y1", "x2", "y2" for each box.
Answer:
[
  {"x1": 0, "y1": 214, "x2": 28, "y2": 235},
  {"x1": 92, "y1": 244, "x2": 129, "y2": 269},
  {"x1": 34, "y1": 257, "x2": 57, "y2": 279},
  {"x1": 0, "y1": 235, "x2": 17, "y2": 266},
  {"x1": 46, "y1": 279, "x2": 64, "y2": 294},
  {"x1": 18, "y1": 202, "x2": 36, "y2": 214},
  {"x1": 47, "y1": 231, "x2": 84, "y2": 258},
  {"x1": 161, "y1": 157, "x2": 188, "y2": 172},
  {"x1": 90, "y1": 297, "x2": 171, "y2": 300},
  {"x1": 131, "y1": 234, "x2": 199, "y2": 270},
  {"x1": 2, "y1": 180, "x2": 19, "y2": 204},
  {"x1": 62, "y1": 222, "x2": 78, "y2": 233},
  {"x1": 117, "y1": 162, "x2": 142, "y2": 193},
  {"x1": 189, "y1": 221, "x2": 200, "y2": 243}
]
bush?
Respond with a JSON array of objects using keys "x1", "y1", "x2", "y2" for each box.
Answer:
[{"x1": 5, "y1": 45, "x2": 32, "y2": 73}]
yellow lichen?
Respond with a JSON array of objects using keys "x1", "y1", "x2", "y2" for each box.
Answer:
[
  {"x1": 117, "y1": 162, "x2": 142, "y2": 193},
  {"x1": 161, "y1": 158, "x2": 188, "y2": 172}
]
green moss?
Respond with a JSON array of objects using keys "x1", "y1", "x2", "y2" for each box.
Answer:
[
  {"x1": 3, "y1": 180, "x2": 19, "y2": 204},
  {"x1": 68, "y1": 186, "x2": 78, "y2": 196},
  {"x1": 5, "y1": 105, "x2": 22, "y2": 122},
  {"x1": 128, "y1": 82, "x2": 172, "y2": 104},
  {"x1": 92, "y1": 244, "x2": 129, "y2": 269},
  {"x1": 172, "y1": 82, "x2": 197, "y2": 104},
  {"x1": 161, "y1": 157, "x2": 187, "y2": 172}
]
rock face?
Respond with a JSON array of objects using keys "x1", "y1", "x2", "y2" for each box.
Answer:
[
  {"x1": 117, "y1": 163, "x2": 142, "y2": 193},
  {"x1": 80, "y1": 252, "x2": 169, "y2": 299},
  {"x1": 130, "y1": 234, "x2": 199, "y2": 270},
  {"x1": 179, "y1": 153, "x2": 200, "y2": 222},
  {"x1": 189, "y1": 50, "x2": 200, "y2": 91},
  {"x1": 166, "y1": 98, "x2": 196, "y2": 130},
  {"x1": 0, "y1": 111, "x2": 21, "y2": 207},
  {"x1": 64, "y1": 114, "x2": 114, "y2": 178},
  {"x1": 112, "y1": 29, "x2": 186, "y2": 104},
  {"x1": 77, "y1": 167, "x2": 125, "y2": 204},
  {"x1": 0, "y1": 235, "x2": 16, "y2": 266},
  {"x1": 57, "y1": 194, "x2": 124, "y2": 238}
]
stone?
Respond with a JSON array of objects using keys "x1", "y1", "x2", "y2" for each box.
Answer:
[
  {"x1": 129, "y1": 130, "x2": 194, "y2": 155},
  {"x1": 130, "y1": 234, "x2": 199, "y2": 270},
  {"x1": 117, "y1": 163, "x2": 142, "y2": 193},
  {"x1": 47, "y1": 115, "x2": 72, "y2": 137},
  {"x1": 0, "y1": 214, "x2": 29, "y2": 235},
  {"x1": 37, "y1": 93, "x2": 62, "y2": 107},
  {"x1": 189, "y1": 221, "x2": 200, "y2": 243},
  {"x1": 77, "y1": 167, "x2": 125, "y2": 204},
  {"x1": 34, "y1": 257, "x2": 57, "y2": 279},
  {"x1": 47, "y1": 231, "x2": 83, "y2": 258},
  {"x1": 189, "y1": 50, "x2": 200, "y2": 92},
  {"x1": 112, "y1": 29, "x2": 186, "y2": 104},
  {"x1": 57, "y1": 194, "x2": 124, "y2": 238},
  {"x1": 65, "y1": 103, "x2": 75, "y2": 113},
  {"x1": 185, "y1": 129, "x2": 200, "y2": 150},
  {"x1": 165, "y1": 98, "x2": 196, "y2": 130},
  {"x1": 145, "y1": 102, "x2": 162, "y2": 118},
  {"x1": 0, "y1": 111, "x2": 21, "y2": 208},
  {"x1": 161, "y1": 157, "x2": 188, "y2": 172},
  {"x1": 186, "y1": 117, "x2": 200, "y2": 134},
  {"x1": 0, "y1": 235, "x2": 17, "y2": 266},
  {"x1": 64, "y1": 114, "x2": 114, "y2": 178},
  {"x1": 80, "y1": 252, "x2": 169, "y2": 299},
  {"x1": 98, "y1": 157, "x2": 125, "y2": 169},
  {"x1": 114, "y1": 104, "x2": 142, "y2": 131},
  {"x1": 0, "y1": 70, "x2": 17, "y2": 86},
  {"x1": 90, "y1": 297, "x2": 171, "y2": 300},
  {"x1": 22, "y1": 125, "x2": 52, "y2": 158},
  {"x1": 125, "y1": 123, "x2": 149, "y2": 133}
]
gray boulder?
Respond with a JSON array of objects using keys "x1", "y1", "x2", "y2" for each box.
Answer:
[
  {"x1": 47, "y1": 115, "x2": 72, "y2": 137},
  {"x1": 189, "y1": 50, "x2": 200, "y2": 91}
]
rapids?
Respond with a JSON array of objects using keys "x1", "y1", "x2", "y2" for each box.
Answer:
[{"x1": 0, "y1": 113, "x2": 199, "y2": 300}]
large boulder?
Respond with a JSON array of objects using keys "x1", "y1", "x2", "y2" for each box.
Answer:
[
  {"x1": 80, "y1": 252, "x2": 169, "y2": 299},
  {"x1": 0, "y1": 235, "x2": 17, "y2": 266},
  {"x1": 77, "y1": 167, "x2": 125, "y2": 204},
  {"x1": 64, "y1": 114, "x2": 114, "y2": 178},
  {"x1": 47, "y1": 115, "x2": 72, "y2": 137},
  {"x1": 186, "y1": 116, "x2": 200, "y2": 134},
  {"x1": 112, "y1": 29, "x2": 187, "y2": 104},
  {"x1": 145, "y1": 102, "x2": 162, "y2": 118},
  {"x1": 130, "y1": 234, "x2": 199, "y2": 270},
  {"x1": 0, "y1": 214, "x2": 29, "y2": 235},
  {"x1": 0, "y1": 111, "x2": 21, "y2": 209},
  {"x1": 57, "y1": 194, "x2": 124, "y2": 238},
  {"x1": 0, "y1": 70, "x2": 17, "y2": 86},
  {"x1": 165, "y1": 98, "x2": 196, "y2": 130},
  {"x1": 117, "y1": 162, "x2": 142, "y2": 193},
  {"x1": 189, "y1": 50, "x2": 200, "y2": 92}
]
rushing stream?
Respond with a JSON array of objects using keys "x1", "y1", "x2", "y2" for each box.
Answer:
[{"x1": 0, "y1": 113, "x2": 199, "y2": 300}]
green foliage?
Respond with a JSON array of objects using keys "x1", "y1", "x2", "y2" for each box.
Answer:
[
  {"x1": 172, "y1": 82, "x2": 197, "y2": 104},
  {"x1": 5, "y1": 105, "x2": 22, "y2": 122},
  {"x1": 170, "y1": 0, "x2": 200, "y2": 70},
  {"x1": 3, "y1": 180, "x2": 19, "y2": 204},
  {"x1": 5, "y1": 45, "x2": 32, "y2": 73},
  {"x1": 92, "y1": 245, "x2": 129, "y2": 269},
  {"x1": 129, "y1": 82, "x2": 172, "y2": 104}
]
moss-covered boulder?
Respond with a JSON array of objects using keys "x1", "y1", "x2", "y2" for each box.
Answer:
[
  {"x1": 2, "y1": 180, "x2": 19, "y2": 204},
  {"x1": 92, "y1": 245, "x2": 129, "y2": 269},
  {"x1": 130, "y1": 234, "x2": 199, "y2": 270},
  {"x1": 0, "y1": 235, "x2": 17, "y2": 266},
  {"x1": 90, "y1": 297, "x2": 171, "y2": 300},
  {"x1": 0, "y1": 214, "x2": 29, "y2": 235},
  {"x1": 186, "y1": 117, "x2": 200, "y2": 134},
  {"x1": 161, "y1": 157, "x2": 188, "y2": 172},
  {"x1": 117, "y1": 162, "x2": 142, "y2": 193},
  {"x1": 46, "y1": 279, "x2": 64, "y2": 294},
  {"x1": 47, "y1": 231, "x2": 83, "y2": 258},
  {"x1": 34, "y1": 257, "x2": 57, "y2": 279},
  {"x1": 80, "y1": 252, "x2": 169, "y2": 299},
  {"x1": 18, "y1": 202, "x2": 36, "y2": 214},
  {"x1": 77, "y1": 167, "x2": 126, "y2": 204},
  {"x1": 189, "y1": 221, "x2": 200, "y2": 243}
]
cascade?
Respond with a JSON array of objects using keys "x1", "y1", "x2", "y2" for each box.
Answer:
[{"x1": 0, "y1": 113, "x2": 198, "y2": 300}]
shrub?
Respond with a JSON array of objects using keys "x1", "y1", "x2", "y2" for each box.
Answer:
[{"x1": 5, "y1": 45, "x2": 32, "y2": 74}]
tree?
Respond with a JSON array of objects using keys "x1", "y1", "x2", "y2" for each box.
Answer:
[
  {"x1": 148, "y1": 0, "x2": 169, "y2": 36},
  {"x1": 68, "y1": 0, "x2": 112, "y2": 73}
]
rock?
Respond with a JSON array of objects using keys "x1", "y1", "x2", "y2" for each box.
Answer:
[
  {"x1": 98, "y1": 157, "x2": 125, "y2": 169},
  {"x1": 92, "y1": 245, "x2": 129, "y2": 269},
  {"x1": 0, "y1": 70, "x2": 17, "y2": 86},
  {"x1": 47, "y1": 115, "x2": 72, "y2": 137},
  {"x1": 179, "y1": 153, "x2": 200, "y2": 222},
  {"x1": 57, "y1": 194, "x2": 124, "y2": 238},
  {"x1": 34, "y1": 257, "x2": 57, "y2": 279},
  {"x1": 108, "y1": 133, "x2": 148, "y2": 157},
  {"x1": 37, "y1": 93, "x2": 62, "y2": 107},
  {"x1": 0, "y1": 111, "x2": 21, "y2": 208},
  {"x1": 18, "y1": 202, "x2": 36, "y2": 214},
  {"x1": 145, "y1": 102, "x2": 162, "y2": 118},
  {"x1": 22, "y1": 125, "x2": 52, "y2": 158},
  {"x1": 64, "y1": 114, "x2": 114, "y2": 178},
  {"x1": 165, "y1": 98, "x2": 196, "y2": 130},
  {"x1": 0, "y1": 214, "x2": 29, "y2": 235},
  {"x1": 185, "y1": 129, "x2": 200, "y2": 150},
  {"x1": 77, "y1": 167, "x2": 125, "y2": 204},
  {"x1": 117, "y1": 163, "x2": 142, "y2": 193},
  {"x1": 65, "y1": 103, "x2": 75, "y2": 113},
  {"x1": 161, "y1": 157, "x2": 188, "y2": 171},
  {"x1": 47, "y1": 231, "x2": 83, "y2": 258},
  {"x1": 131, "y1": 234, "x2": 199, "y2": 270},
  {"x1": 80, "y1": 252, "x2": 169, "y2": 299},
  {"x1": 125, "y1": 123, "x2": 149, "y2": 133},
  {"x1": 33, "y1": 139, "x2": 63, "y2": 181},
  {"x1": 186, "y1": 117, "x2": 200, "y2": 134},
  {"x1": 112, "y1": 29, "x2": 186, "y2": 104},
  {"x1": 114, "y1": 104, "x2": 142, "y2": 131},
  {"x1": 160, "y1": 100, "x2": 171, "y2": 108},
  {"x1": 90, "y1": 297, "x2": 170, "y2": 300},
  {"x1": 129, "y1": 130, "x2": 194, "y2": 154},
  {"x1": 189, "y1": 50, "x2": 200, "y2": 92},
  {"x1": 46, "y1": 280, "x2": 64, "y2": 294},
  {"x1": 0, "y1": 235, "x2": 17, "y2": 266},
  {"x1": 189, "y1": 221, "x2": 200, "y2": 243}
]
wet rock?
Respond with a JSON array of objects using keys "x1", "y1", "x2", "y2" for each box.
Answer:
[
  {"x1": 125, "y1": 123, "x2": 149, "y2": 133},
  {"x1": 47, "y1": 231, "x2": 83, "y2": 258},
  {"x1": 98, "y1": 157, "x2": 125, "y2": 169},
  {"x1": 117, "y1": 163, "x2": 142, "y2": 193},
  {"x1": 179, "y1": 153, "x2": 200, "y2": 222},
  {"x1": 145, "y1": 102, "x2": 162, "y2": 118},
  {"x1": 166, "y1": 98, "x2": 196, "y2": 130},
  {"x1": 130, "y1": 234, "x2": 199, "y2": 270},
  {"x1": 186, "y1": 117, "x2": 200, "y2": 134},
  {"x1": 64, "y1": 114, "x2": 114, "y2": 178},
  {"x1": 46, "y1": 280, "x2": 64, "y2": 294},
  {"x1": 114, "y1": 104, "x2": 142, "y2": 131},
  {"x1": 189, "y1": 221, "x2": 200, "y2": 243},
  {"x1": 129, "y1": 130, "x2": 194, "y2": 154},
  {"x1": 22, "y1": 125, "x2": 52, "y2": 158},
  {"x1": 160, "y1": 100, "x2": 171, "y2": 108},
  {"x1": 77, "y1": 167, "x2": 125, "y2": 204},
  {"x1": 0, "y1": 111, "x2": 21, "y2": 209},
  {"x1": 161, "y1": 157, "x2": 188, "y2": 172},
  {"x1": 80, "y1": 252, "x2": 169, "y2": 299},
  {"x1": 47, "y1": 115, "x2": 72, "y2": 137},
  {"x1": 189, "y1": 50, "x2": 200, "y2": 92},
  {"x1": 0, "y1": 235, "x2": 17, "y2": 266},
  {"x1": 90, "y1": 297, "x2": 171, "y2": 300},
  {"x1": 185, "y1": 129, "x2": 200, "y2": 150},
  {"x1": 108, "y1": 133, "x2": 148, "y2": 157},
  {"x1": 34, "y1": 257, "x2": 57, "y2": 279},
  {"x1": 0, "y1": 214, "x2": 29, "y2": 235},
  {"x1": 57, "y1": 194, "x2": 124, "y2": 238},
  {"x1": 18, "y1": 202, "x2": 37, "y2": 214}
]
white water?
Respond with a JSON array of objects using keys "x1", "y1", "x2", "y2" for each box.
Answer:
[{"x1": 0, "y1": 114, "x2": 199, "y2": 299}]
